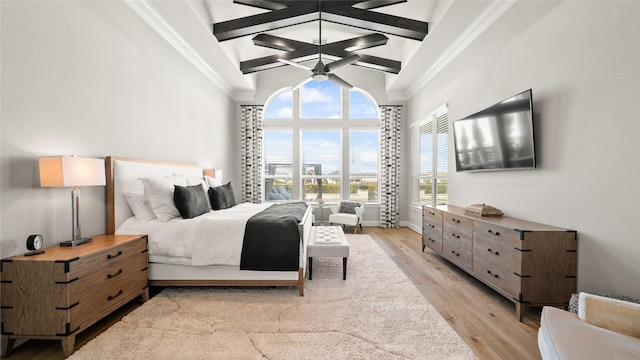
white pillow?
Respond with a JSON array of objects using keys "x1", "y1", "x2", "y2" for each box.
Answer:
[
  {"x1": 141, "y1": 174, "x2": 186, "y2": 222},
  {"x1": 123, "y1": 191, "x2": 156, "y2": 221},
  {"x1": 204, "y1": 175, "x2": 222, "y2": 188}
]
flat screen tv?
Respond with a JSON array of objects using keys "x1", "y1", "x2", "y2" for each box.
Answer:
[{"x1": 453, "y1": 89, "x2": 535, "y2": 172}]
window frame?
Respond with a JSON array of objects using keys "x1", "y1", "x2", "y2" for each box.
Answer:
[
  {"x1": 412, "y1": 104, "x2": 449, "y2": 206},
  {"x1": 263, "y1": 83, "x2": 380, "y2": 203}
]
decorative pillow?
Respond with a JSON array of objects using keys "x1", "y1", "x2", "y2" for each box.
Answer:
[
  {"x1": 208, "y1": 182, "x2": 237, "y2": 210},
  {"x1": 141, "y1": 174, "x2": 187, "y2": 222},
  {"x1": 174, "y1": 185, "x2": 210, "y2": 219},
  {"x1": 204, "y1": 175, "x2": 222, "y2": 188},
  {"x1": 123, "y1": 191, "x2": 157, "y2": 221},
  {"x1": 339, "y1": 201, "x2": 361, "y2": 214}
]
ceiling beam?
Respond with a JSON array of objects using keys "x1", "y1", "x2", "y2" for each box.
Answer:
[{"x1": 214, "y1": 0, "x2": 427, "y2": 42}]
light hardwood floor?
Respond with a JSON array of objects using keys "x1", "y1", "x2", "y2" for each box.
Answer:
[{"x1": 3, "y1": 227, "x2": 541, "y2": 359}]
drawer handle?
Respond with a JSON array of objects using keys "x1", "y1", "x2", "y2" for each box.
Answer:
[
  {"x1": 107, "y1": 250, "x2": 123, "y2": 259},
  {"x1": 487, "y1": 229, "x2": 500, "y2": 236},
  {"x1": 429, "y1": 238, "x2": 435, "y2": 243},
  {"x1": 452, "y1": 218, "x2": 460, "y2": 223},
  {"x1": 107, "y1": 269, "x2": 123, "y2": 279},
  {"x1": 108, "y1": 289, "x2": 123, "y2": 301},
  {"x1": 429, "y1": 211, "x2": 435, "y2": 216},
  {"x1": 451, "y1": 250, "x2": 459, "y2": 257},
  {"x1": 487, "y1": 248, "x2": 500, "y2": 256},
  {"x1": 429, "y1": 224, "x2": 435, "y2": 228},
  {"x1": 452, "y1": 233, "x2": 460, "y2": 239},
  {"x1": 487, "y1": 270, "x2": 499, "y2": 278}
]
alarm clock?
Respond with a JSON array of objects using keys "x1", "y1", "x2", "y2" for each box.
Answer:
[{"x1": 25, "y1": 234, "x2": 45, "y2": 256}]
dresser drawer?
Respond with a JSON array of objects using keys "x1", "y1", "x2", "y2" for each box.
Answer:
[
  {"x1": 422, "y1": 229, "x2": 442, "y2": 253},
  {"x1": 69, "y1": 269, "x2": 148, "y2": 331},
  {"x1": 443, "y1": 223, "x2": 472, "y2": 252},
  {"x1": 473, "y1": 256, "x2": 520, "y2": 299},
  {"x1": 66, "y1": 237, "x2": 147, "y2": 279},
  {"x1": 443, "y1": 241, "x2": 472, "y2": 270},
  {"x1": 443, "y1": 213, "x2": 473, "y2": 233},
  {"x1": 473, "y1": 235, "x2": 522, "y2": 274},
  {"x1": 422, "y1": 217, "x2": 442, "y2": 234},
  {"x1": 473, "y1": 221, "x2": 522, "y2": 248},
  {"x1": 423, "y1": 206, "x2": 442, "y2": 222},
  {"x1": 67, "y1": 252, "x2": 148, "y2": 305}
]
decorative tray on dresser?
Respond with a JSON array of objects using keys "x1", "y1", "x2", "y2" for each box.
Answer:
[
  {"x1": 422, "y1": 205, "x2": 577, "y2": 321},
  {"x1": 1, "y1": 234, "x2": 149, "y2": 357}
]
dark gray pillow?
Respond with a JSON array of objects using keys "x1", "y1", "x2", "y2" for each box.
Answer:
[
  {"x1": 208, "y1": 182, "x2": 237, "y2": 210},
  {"x1": 339, "y1": 201, "x2": 361, "y2": 214},
  {"x1": 174, "y1": 185, "x2": 209, "y2": 219}
]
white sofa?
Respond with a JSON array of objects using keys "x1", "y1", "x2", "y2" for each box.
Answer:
[{"x1": 538, "y1": 292, "x2": 640, "y2": 359}]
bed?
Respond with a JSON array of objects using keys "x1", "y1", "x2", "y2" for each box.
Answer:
[{"x1": 106, "y1": 156, "x2": 312, "y2": 296}]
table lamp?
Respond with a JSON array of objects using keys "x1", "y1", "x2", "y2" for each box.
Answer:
[{"x1": 39, "y1": 156, "x2": 106, "y2": 246}]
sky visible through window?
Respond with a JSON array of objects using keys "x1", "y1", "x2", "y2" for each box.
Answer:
[{"x1": 263, "y1": 81, "x2": 380, "y2": 197}]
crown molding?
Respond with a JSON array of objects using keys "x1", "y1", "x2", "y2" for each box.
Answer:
[
  {"x1": 403, "y1": 0, "x2": 517, "y2": 99},
  {"x1": 124, "y1": 0, "x2": 237, "y2": 97}
]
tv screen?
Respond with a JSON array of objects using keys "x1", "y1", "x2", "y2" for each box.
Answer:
[{"x1": 453, "y1": 89, "x2": 535, "y2": 172}]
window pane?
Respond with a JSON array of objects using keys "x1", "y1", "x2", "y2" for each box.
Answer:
[
  {"x1": 350, "y1": 130, "x2": 378, "y2": 201},
  {"x1": 436, "y1": 115, "x2": 448, "y2": 177},
  {"x1": 301, "y1": 130, "x2": 341, "y2": 176},
  {"x1": 303, "y1": 178, "x2": 340, "y2": 202},
  {"x1": 300, "y1": 81, "x2": 340, "y2": 119},
  {"x1": 349, "y1": 90, "x2": 378, "y2": 119},
  {"x1": 264, "y1": 130, "x2": 293, "y2": 202},
  {"x1": 419, "y1": 121, "x2": 433, "y2": 177},
  {"x1": 264, "y1": 91, "x2": 293, "y2": 118}
]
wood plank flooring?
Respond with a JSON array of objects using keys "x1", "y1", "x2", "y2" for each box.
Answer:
[{"x1": 3, "y1": 227, "x2": 541, "y2": 359}]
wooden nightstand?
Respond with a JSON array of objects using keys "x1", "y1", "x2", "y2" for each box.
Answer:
[{"x1": 1, "y1": 234, "x2": 149, "y2": 357}]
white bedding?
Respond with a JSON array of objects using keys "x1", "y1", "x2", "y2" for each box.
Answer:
[{"x1": 116, "y1": 202, "x2": 273, "y2": 266}]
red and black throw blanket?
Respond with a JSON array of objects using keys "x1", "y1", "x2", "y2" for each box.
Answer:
[{"x1": 240, "y1": 202, "x2": 308, "y2": 271}]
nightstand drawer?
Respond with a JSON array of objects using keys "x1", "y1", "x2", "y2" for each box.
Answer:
[
  {"x1": 66, "y1": 237, "x2": 147, "y2": 279},
  {"x1": 67, "y1": 252, "x2": 148, "y2": 305},
  {"x1": 70, "y1": 269, "x2": 148, "y2": 331}
]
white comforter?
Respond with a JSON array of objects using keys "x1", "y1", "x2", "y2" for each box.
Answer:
[{"x1": 116, "y1": 202, "x2": 273, "y2": 266}]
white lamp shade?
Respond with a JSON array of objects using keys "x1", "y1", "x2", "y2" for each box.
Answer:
[{"x1": 39, "y1": 156, "x2": 106, "y2": 187}]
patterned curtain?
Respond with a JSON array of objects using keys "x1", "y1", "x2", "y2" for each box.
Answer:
[
  {"x1": 379, "y1": 105, "x2": 402, "y2": 228},
  {"x1": 241, "y1": 105, "x2": 263, "y2": 203}
]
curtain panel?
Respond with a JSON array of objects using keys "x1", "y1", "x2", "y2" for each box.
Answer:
[
  {"x1": 241, "y1": 105, "x2": 263, "y2": 203},
  {"x1": 379, "y1": 105, "x2": 402, "y2": 228}
]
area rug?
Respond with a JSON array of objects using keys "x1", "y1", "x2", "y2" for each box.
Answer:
[{"x1": 69, "y1": 235, "x2": 476, "y2": 359}]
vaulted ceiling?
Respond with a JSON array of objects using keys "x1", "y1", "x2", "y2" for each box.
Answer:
[{"x1": 128, "y1": 0, "x2": 513, "y2": 100}]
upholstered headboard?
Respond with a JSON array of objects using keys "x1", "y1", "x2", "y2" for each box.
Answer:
[{"x1": 106, "y1": 157, "x2": 214, "y2": 234}]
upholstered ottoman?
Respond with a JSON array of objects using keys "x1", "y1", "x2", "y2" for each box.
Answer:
[{"x1": 307, "y1": 226, "x2": 349, "y2": 280}]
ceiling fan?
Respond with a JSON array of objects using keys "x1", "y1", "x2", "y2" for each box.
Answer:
[{"x1": 278, "y1": 1, "x2": 360, "y2": 89}]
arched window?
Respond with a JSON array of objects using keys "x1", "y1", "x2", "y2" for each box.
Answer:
[{"x1": 263, "y1": 81, "x2": 379, "y2": 204}]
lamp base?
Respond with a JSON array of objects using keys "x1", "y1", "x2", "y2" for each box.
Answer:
[{"x1": 59, "y1": 237, "x2": 93, "y2": 247}]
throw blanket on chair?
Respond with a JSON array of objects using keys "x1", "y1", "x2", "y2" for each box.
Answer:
[{"x1": 240, "y1": 202, "x2": 308, "y2": 271}]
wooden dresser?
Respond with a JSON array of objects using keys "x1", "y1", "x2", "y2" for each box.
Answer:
[
  {"x1": 1, "y1": 234, "x2": 149, "y2": 357},
  {"x1": 422, "y1": 205, "x2": 577, "y2": 321}
]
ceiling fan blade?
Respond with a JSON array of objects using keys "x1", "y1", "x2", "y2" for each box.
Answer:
[
  {"x1": 325, "y1": 54, "x2": 360, "y2": 72},
  {"x1": 278, "y1": 58, "x2": 313, "y2": 71},
  {"x1": 328, "y1": 74, "x2": 354, "y2": 89},
  {"x1": 291, "y1": 76, "x2": 313, "y2": 91}
]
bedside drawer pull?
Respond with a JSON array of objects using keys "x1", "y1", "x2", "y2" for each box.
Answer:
[
  {"x1": 487, "y1": 248, "x2": 500, "y2": 256},
  {"x1": 108, "y1": 290, "x2": 123, "y2": 301},
  {"x1": 107, "y1": 269, "x2": 123, "y2": 279},
  {"x1": 107, "y1": 251, "x2": 123, "y2": 260},
  {"x1": 487, "y1": 270, "x2": 499, "y2": 278},
  {"x1": 487, "y1": 229, "x2": 500, "y2": 236}
]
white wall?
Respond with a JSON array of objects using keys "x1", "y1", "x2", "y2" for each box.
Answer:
[
  {"x1": 406, "y1": 1, "x2": 640, "y2": 298},
  {"x1": 1, "y1": 1, "x2": 236, "y2": 257}
]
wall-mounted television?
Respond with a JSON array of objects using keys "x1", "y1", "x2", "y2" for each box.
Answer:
[{"x1": 453, "y1": 89, "x2": 535, "y2": 172}]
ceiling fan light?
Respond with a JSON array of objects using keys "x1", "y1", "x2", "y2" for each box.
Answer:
[{"x1": 312, "y1": 73, "x2": 329, "y2": 81}]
